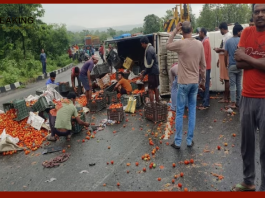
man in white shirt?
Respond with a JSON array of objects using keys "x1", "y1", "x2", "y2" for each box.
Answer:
[{"x1": 213, "y1": 22, "x2": 232, "y2": 103}]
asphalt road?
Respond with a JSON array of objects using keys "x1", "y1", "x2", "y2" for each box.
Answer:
[{"x1": 0, "y1": 53, "x2": 262, "y2": 191}]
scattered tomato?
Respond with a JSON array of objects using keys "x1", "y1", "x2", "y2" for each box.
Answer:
[
  {"x1": 180, "y1": 172, "x2": 184, "y2": 177},
  {"x1": 117, "y1": 182, "x2": 120, "y2": 187},
  {"x1": 143, "y1": 168, "x2": 146, "y2": 172},
  {"x1": 178, "y1": 183, "x2": 182, "y2": 188},
  {"x1": 111, "y1": 161, "x2": 114, "y2": 165},
  {"x1": 172, "y1": 179, "x2": 175, "y2": 184},
  {"x1": 82, "y1": 139, "x2": 85, "y2": 143},
  {"x1": 135, "y1": 162, "x2": 139, "y2": 166},
  {"x1": 62, "y1": 149, "x2": 66, "y2": 153},
  {"x1": 158, "y1": 178, "x2": 161, "y2": 181},
  {"x1": 184, "y1": 188, "x2": 188, "y2": 192},
  {"x1": 217, "y1": 146, "x2": 221, "y2": 150},
  {"x1": 172, "y1": 163, "x2": 176, "y2": 168},
  {"x1": 190, "y1": 159, "x2": 194, "y2": 164}
]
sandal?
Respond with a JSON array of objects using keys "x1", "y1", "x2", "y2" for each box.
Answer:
[
  {"x1": 66, "y1": 134, "x2": 72, "y2": 141},
  {"x1": 231, "y1": 183, "x2": 256, "y2": 192}
]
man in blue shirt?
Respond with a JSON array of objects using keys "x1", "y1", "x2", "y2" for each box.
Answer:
[
  {"x1": 46, "y1": 72, "x2": 65, "y2": 86},
  {"x1": 40, "y1": 49, "x2": 47, "y2": 75},
  {"x1": 224, "y1": 24, "x2": 243, "y2": 109}
]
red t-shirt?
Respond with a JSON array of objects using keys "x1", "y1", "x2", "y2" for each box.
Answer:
[
  {"x1": 238, "y1": 26, "x2": 265, "y2": 98},
  {"x1": 202, "y1": 38, "x2": 211, "y2": 70}
]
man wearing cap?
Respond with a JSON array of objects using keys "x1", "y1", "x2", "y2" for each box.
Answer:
[{"x1": 79, "y1": 55, "x2": 99, "y2": 104}]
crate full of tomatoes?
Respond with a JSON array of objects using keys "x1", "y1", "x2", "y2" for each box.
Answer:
[
  {"x1": 88, "y1": 93, "x2": 107, "y2": 112},
  {"x1": 144, "y1": 103, "x2": 168, "y2": 123},
  {"x1": 107, "y1": 103, "x2": 124, "y2": 123}
]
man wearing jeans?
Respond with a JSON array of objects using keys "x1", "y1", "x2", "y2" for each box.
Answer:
[
  {"x1": 167, "y1": 21, "x2": 206, "y2": 149},
  {"x1": 224, "y1": 24, "x2": 243, "y2": 109},
  {"x1": 231, "y1": 4, "x2": 265, "y2": 191},
  {"x1": 198, "y1": 28, "x2": 212, "y2": 110}
]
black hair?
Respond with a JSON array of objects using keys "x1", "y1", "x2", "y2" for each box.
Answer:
[
  {"x1": 118, "y1": 72, "x2": 124, "y2": 77},
  {"x1": 235, "y1": 22, "x2": 239, "y2": 25},
  {"x1": 250, "y1": 18, "x2": 253, "y2": 22},
  {"x1": 252, "y1": 4, "x2": 256, "y2": 12},
  {"x1": 50, "y1": 72, "x2": 56, "y2": 78},
  {"x1": 182, "y1": 25, "x2": 192, "y2": 34},
  {"x1": 200, "y1": 27, "x2": 207, "y2": 36},
  {"x1": 67, "y1": 92, "x2": 76, "y2": 100},
  {"x1": 140, "y1": 36, "x2": 149, "y2": 44},
  {"x1": 74, "y1": 67, "x2": 80, "y2": 73},
  {"x1": 233, "y1": 25, "x2": 243, "y2": 36},
  {"x1": 219, "y1": 22, "x2": 228, "y2": 30}
]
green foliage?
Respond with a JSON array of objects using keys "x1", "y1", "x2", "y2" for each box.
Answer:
[{"x1": 143, "y1": 14, "x2": 162, "y2": 34}]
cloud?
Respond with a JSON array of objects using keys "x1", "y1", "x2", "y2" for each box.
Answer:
[{"x1": 41, "y1": 4, "x2": 203, "y2": 29}]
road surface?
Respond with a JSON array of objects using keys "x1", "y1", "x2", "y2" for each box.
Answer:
[{"x1": 0, "y1": 53, "x2": 262, "y2": 191}]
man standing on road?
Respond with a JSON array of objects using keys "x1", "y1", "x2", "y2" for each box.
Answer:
[
  {"x1": 67, "y1": 46, "x2": 72, "y2": 59},
  {"x1": 40, "y1": 49, "x2": 47, "y2": 75},
  {"x1": 99, "y1": 44, "x2": 105, "y2": 62},
  {"x1": 47, "y1": 92, "x2": 90, "y2": 142},
  {"x1": 79, "y1": 55, "x2": 99, "y2": 105},
  {"x1": 224, "y1": 24, "x2": 243, "y2": 109},
  {"x1": 140, "y1": 36, "x2": 160, "y2": 103},
  {"x1": 231, "y1": 4, "x2": 265, "y2": 192},
  {"x1": 198, "y1": 28, "x2": 212, "y2": 110},
  {"x1": 71, "y1": 67, "x2": 83, "y2": 96},
  {"x1": 166, "y1": 21, "x2": 206, "y2": 149},
  {"x1": 213, "y1": 22, "x2": 232, "y2": 103}
]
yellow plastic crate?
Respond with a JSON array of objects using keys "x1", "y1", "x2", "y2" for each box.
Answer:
[{"x1": 123, "y1": 57, "x2": 134, "y2": 70}]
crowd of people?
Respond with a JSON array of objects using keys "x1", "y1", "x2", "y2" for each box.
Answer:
[{"x1": 42, "y1": 3, "x2": 265, "y2": 192}]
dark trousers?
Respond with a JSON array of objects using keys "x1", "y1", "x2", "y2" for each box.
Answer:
[
  {"x1": 100, "y1": 54, "x2": 105, "y2": 62},
  {"x1": 240, "y1": 96, "x2": 265, "y2": 191},
  {"x1": 49, "y1": 113, "x2": 72, "y2": 137},
  {"x1": 198, "y1": 69, "x2": 211, "y2": 107},
  {"x1": 42, "y1": 61, "x2": 46, "y2": 74}
]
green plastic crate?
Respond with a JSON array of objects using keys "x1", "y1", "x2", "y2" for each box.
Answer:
[
  {"x1": 13, "y1": 100, "x2": 29, "y2": 121},
  {"x1": 31, "y1": 96, "x2": 50, "y2": 112},
  {"x1": 72, "y1": 113, "x2": 86, "y2": 134},
  {"x1": 3, "y1": 103, "x2": 14, "y2": 113},
  {"x1": 59, "y1": 82, "x2": 70, "y2": 92},
  {"x1": 105, "y1": 91, "x2": 118, "y2": 104}
]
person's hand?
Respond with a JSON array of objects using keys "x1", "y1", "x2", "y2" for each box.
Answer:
[
  {"x1": 217, "y1": 60, "x2": 219, "y2": 68},
  {"x1": 84, "y1": 122, "x2": 90, "y2": 127},
  {"x1": 199, "y1": 83, "x2": 205, "y2": 91},
  {"x1": 234, "y1": 48, "x2": 246, "y2": 62},
  {"x1": 139, "y1": 74, "x2": 143, "y2": 81},
  {"x1": 176, "y1": 22, "x2": 182, "y2": 32},
  {"x1": 73, "y1": 87, "x2": 77, "y2": 93},
  {"x1": 89, "y1": 82, "x2": 92, "y2": 88}
]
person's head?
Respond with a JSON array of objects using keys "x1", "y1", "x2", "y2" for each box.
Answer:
[
  {"x1": 50, "y1": 72, "x2": 56, "y2": 82},
  {"x1": 219, "y1": 22, "x2": 228, "y2": 35},
  {"x1": 41, "y1": 49, "x2": 44, "y2": 53},
  {"x1": 252, "y1": 4, "x2": 265, "y2": 29},
  {"x1": 108, "y1": 44, "x2": 112, "y2": 48},
  {"x1": 67, "y1": 92, "x2": 77, "y2": 104},
  {"x1": 140, "y1": 36, "x2": 149, "y2": 49},
  {"x1": 118, "y1": 72, "x2": 124, "y2": 80},
  {"x1": 235, "y1": 22, "x2": 239, "y2": 25},
  {"x1": 181, "y1": 21, "x2": 193, "y2": 36},
  {"x1": 199, "y1": 27, "x2": 207, "y2": 39},
  {"x1": 233, "y1": 24, "x2": 243, "y2": 37},
  {"x1": 249, "y1": 18, "x2": 255, "y2": 26},
  {"x1": 74, "y1": 67, "x2": 80, "y2": 76},
  {"x1": 92, "y1": 55, "x2": 99, "y2": 64}
]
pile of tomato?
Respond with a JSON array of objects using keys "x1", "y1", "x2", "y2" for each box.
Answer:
[
  {"x1": 76, "y1": 95, "x2": 87, "y2": 107},
  {"x1": 26, "y1": 100, "x2": 37, "y2": 107},
  {"x1": 0, "y1": 109, "x2": 49, "y2": 156},
  {"x1": 109, "y1": 103, "x2": 123, "y2": 109},
  {"x1": 132, "y1": 89, "x2": 146, "y2": 95}
]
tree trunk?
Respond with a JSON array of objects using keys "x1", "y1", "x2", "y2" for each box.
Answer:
[{"x1": 22, "y1": 35, "x2": 26, "y2": 59}]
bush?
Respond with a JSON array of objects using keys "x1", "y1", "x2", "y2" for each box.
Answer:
[{"x1": 2, "y1": 71, "x2": 18, "y2": 85}]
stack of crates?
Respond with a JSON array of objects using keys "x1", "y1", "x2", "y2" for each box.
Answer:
[
  {"x1": 104, "y1": 91, "x2": 118, "y2": 104},
  {"x1": 88, "y1": 95, "x2": 107, "y2": 112},
  {"x1": 31, "y1": 96, "x2": 54, "y2": 112},
  {"x1": 107, "y1": 104, "x2": 124, "y2": 123},
  {"x1": 121, "y1": 94, "x2": 142, "y2": 109}
]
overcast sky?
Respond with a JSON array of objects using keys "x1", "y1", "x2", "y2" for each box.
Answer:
[{"x1": 41, "y1": 4, "x2": 203, "y2": 29}]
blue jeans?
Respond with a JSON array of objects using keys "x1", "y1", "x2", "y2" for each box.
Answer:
[
  {"x1": 79, "y1": 74, "x2": 91, "y2": 91},
  {"x1": 42, "y1": 61, "x2": 46, "y2": 74},
  {"x1": 171, "y1": 76, "x2": 188, "y2": 111},
  {"x1": 198, "y1": 69, "x2": 211, "y2": 107},
  {"x1": 175, "y1": 83, "x2": 198, "y2": 146},
  {"x1": 229, "y1": 65, "x2": 242, "y2": 104}
]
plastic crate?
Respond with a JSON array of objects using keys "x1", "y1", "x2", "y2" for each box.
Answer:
[
  {"x1": 97, "y1": 63, "x2": 110, "y2": 75},
  {"x1": 31, "y1": 96, "x2": 50, "y2": 112},
  {"x1": 104, "y1": 82, "x2": 117, "y2": 92},
  {"x1": 107, "y1": 50, "x2": 122, "y2": 69},
  {"x1": 107, "y1": 105, "x2": 124, "y2": 122},
  {"x1": 121, "y1": 94, "x2": 142, "y2": 109},
  {"x1": 59, "y1": 82, "x2": 70, "y2": 92},
  {"x1": 105, "y1": 91, "x2": 118, "y2": 104},
  {"x1": 144, "y1": 103, "x2": 168, "y2": 123},
  {"x1": 72, "y1": 113, "x2": 86, "y2": 134},
  {"x1": 13, "y1": 100, "x2": 29, "y2": 121},
  {"x1": 88, "y1": 98, "x2": 107, "y2": 112},
  {"x1": 132, "y1": 66, "x2": 140, "y2": 75},
  {"x1": 130, "y1": 82, "x2": 138, "y2": 91},
  {"x1": 3, "y1": 103, "x2": 14, "y2": 113},
  {"x1": 141, "y1": 92, "x2": 149, "y2": 104}
]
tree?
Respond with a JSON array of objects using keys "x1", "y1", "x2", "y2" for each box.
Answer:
[
  {"x1": 189, "y1": 5, "x2": 197, "y2": 32},
  {"x1": 107, "y1": 28, "x2": 116, "y2": 37},
  {"x1": 162, "y1": 9, "x2": 174, "y2": 22},
  {"x1": 143, "y1": 14, "x2": 161, "y2": 34}
]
